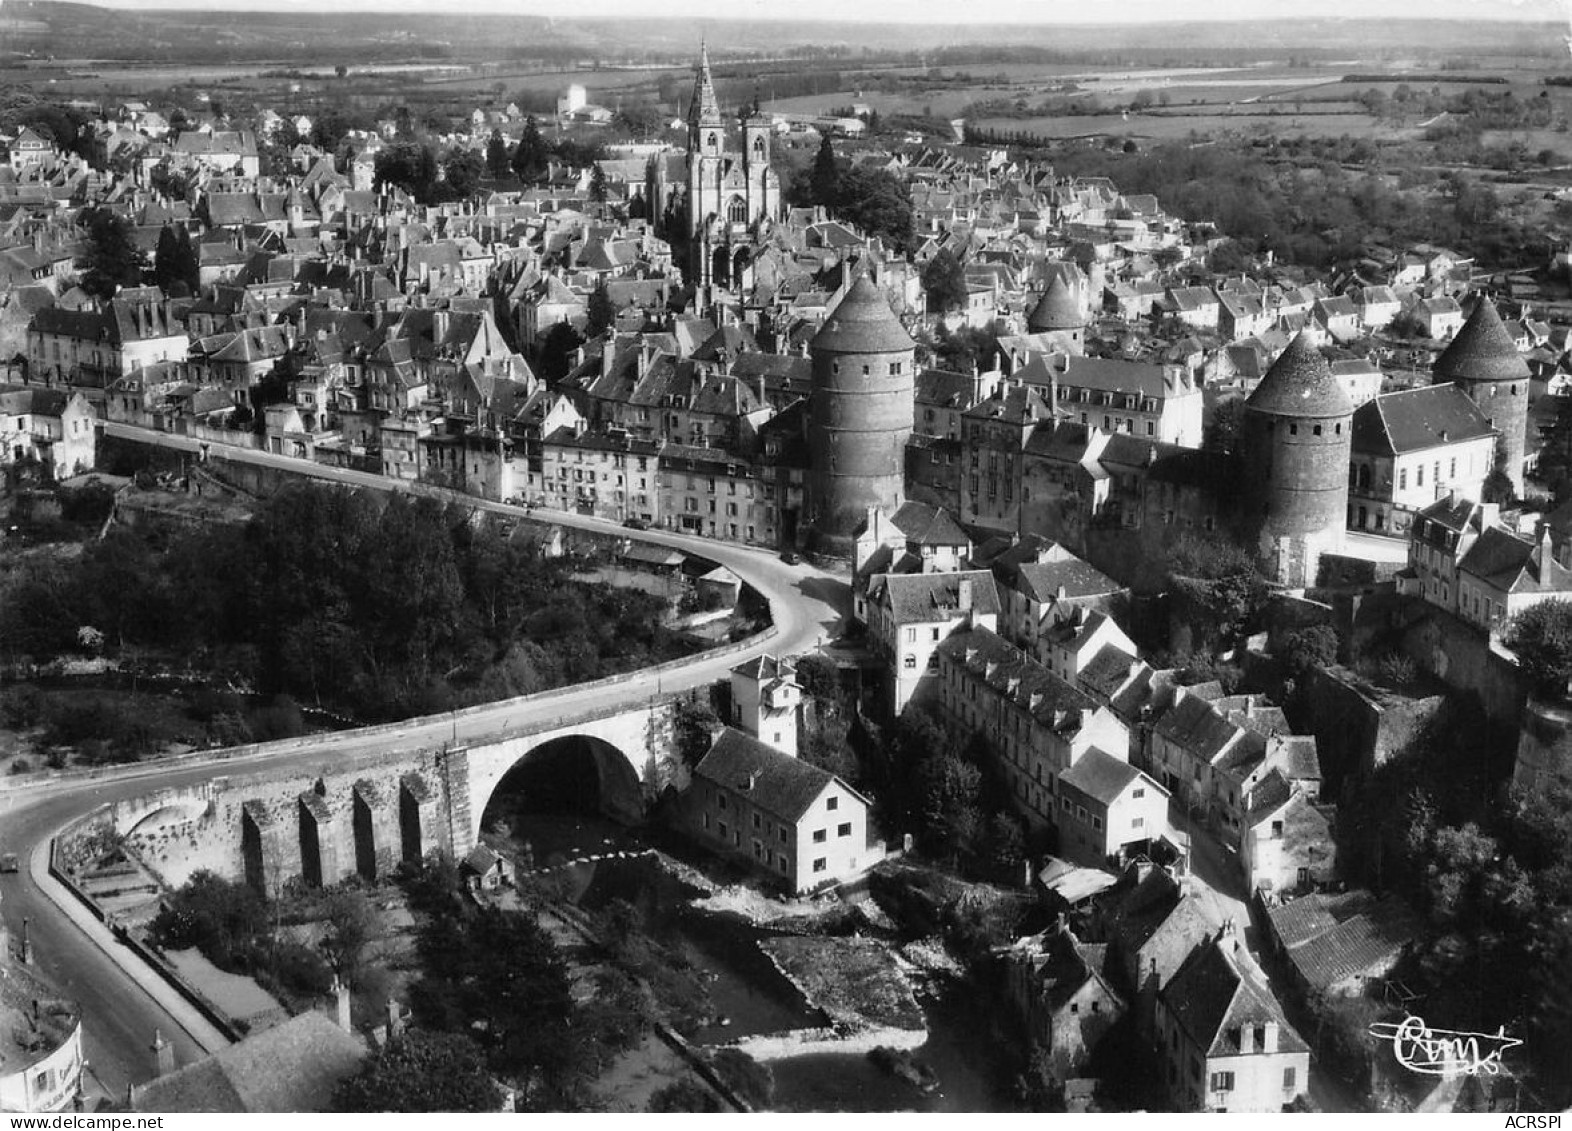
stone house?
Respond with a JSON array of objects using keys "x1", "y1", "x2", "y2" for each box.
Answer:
[
  {"x1": 1154, "y1": 935, "x2": 1310, "y2": 1112},
  {"x1": 686, "y1": 727, "x2": 878, "y2": 894}
]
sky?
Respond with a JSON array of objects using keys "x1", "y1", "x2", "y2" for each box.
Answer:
[{"x1": 80, "y1": 0, "x2": 1572, "y2": 22}]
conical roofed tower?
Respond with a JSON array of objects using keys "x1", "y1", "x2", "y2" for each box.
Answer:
[
  {"x1": 807, "y1": 275, "x2": 916, "y2": 555},
  {"x1": 1240, "y1": 332, "x2": 1353, "y2": 587},
  {"x1": 1432, "y1": 296, "x2": 1529, "y2": 492}
]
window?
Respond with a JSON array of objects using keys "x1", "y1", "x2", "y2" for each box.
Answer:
[
  {"x1": 906, "y1": 627, "x2": 917, "y2": 643},
  {"x1": 826, "y1": 797, "x2": 838, "y2": 811},
  {"x1": 1132, "y1": 817, "x2": 1144, "y2": 829},
  {"x1": 813, "y1": 828, "x2": 827, "y2": 843},
  {"x1": 812, "y1": 857, "x2": 827, "y2": 873},
  {"x1": 1283, "y1": 1067, "x2": 1296, "y2": 1090},
  {"x1": 718, "y1": 820, "x2": 728, "y2": 839},
  {"x1": 718, "y1": 794, "x2": 728, "y2": 810},
  {"x1": 904, "y1": 655, "x2": 917, "y2": 670},
  {"x1": 1133, "y1": 788, "x2": 1145, "y2": 799},
  {"x1": 931, "y1": 627, "x2": 941, "y2": 641},
  {"x1": 1210, "y1": 1071, "x2": 1234, "y2": 1092},
  {"x1": 1091, "y1": 815, "x2": 1103, "y2": 831},
  {"x1": 752, "y1": 813, "x2": 761, "y2": 830},
  {"x1": 778, "y1": 855, "x2": 788, "y2": 873},
  {"x1": 778, "y1": 827, "x2": 788, "y2": 844},
  {"x1": 837, "y1": 822, "x2": 852, "y2": 837}
]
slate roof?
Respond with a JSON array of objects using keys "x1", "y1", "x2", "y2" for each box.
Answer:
[
  {"x1": 936, "y1": 626, "x2": 1098, "y2": 722},
  {"x1": 1011, "y1": 556, "x2": 1122, "y2": 603},
  {"x1": 1059, "y1": 747, "x2": 1147, "y2": 807},
  {"x1": 132, "y1": 1010, "x2": 365, "y2": 1113},
  {"x1": 1163, "y1": 940, "x2": 1310, "y2": 1058},
  {"x1": 811, "y1": 275, "x2": 914, "y2": 354},
  {"x1": 1027, "y1": 274, "x2": 1083, "y2": 331},
  {"x1": 890, "y1": 500, "x2": 970, "y2": 547},
  {"x1": 1432, "y1": 298, "x2": 1530, "y2": 385},
  {"x1": 1246, "y1": 331, "x2": 1352, "y2": 419},
  {"x1": 876, "y1": 570, "x2": 1000, "y2": 623},
  {"x1": 1353, "y1": 383, "x2": 1495, "y2": 457},
  {"x1": 1459, "y1": 526, "x2": 1572, "y2": 594},
  {"x1": 694, "y1": 727, "x2": 850, "y2": 822}
]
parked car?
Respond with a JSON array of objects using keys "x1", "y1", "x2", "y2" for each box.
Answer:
[
  {"x1": 0, "y1": 854, "x2": 19, "y2": 874},
  {"x1": 623, "y1": 517, "x2": 650, "y2": 531},
  {"x1": 780, "y1": 550, "x2": 800, "y2": 565}
]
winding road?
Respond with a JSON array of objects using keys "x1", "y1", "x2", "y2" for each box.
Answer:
[{"x1": 0, "y1": 425, "x2": 849, "y2": 1100}]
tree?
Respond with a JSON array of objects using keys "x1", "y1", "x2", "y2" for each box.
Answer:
[
  {"x1": 585, "y1": 281, "x2": 616, "y2": 339},
  {"x1": 319, "y1": 890, "x2": 379, "y2": 982},
  {"x1": 835, "y1": 167, "x2": 913, "y2": 251},
  {"x1": 80, "y1": 206, "x2": 143, "y2": 300},
  {"x1": 1166, "y1": 532, "x2": 1268, "y2": 648},
  {"x1": 648, "y1": 1077, "x2": 723, "y2": 1112},
  {"x1": 1277, "y1": 624, "x2": 1340, "y2": 680},
  {"x1": 149, "y1": 870, "x2": 267, "y2": 968},
  {"x1": 808, "y1": 132, "x2": 841, "y2": 208},
  {"x1": 512, "y1": 116, "x2": 549, "y2": 182},
  {"x1": 333, "y1": 1030, "x2": 502, "y2": 1112},
  {"x1": 335, "y1": 63, "x2": 349, "y2": 79},
  {"x1": 442, "y1": 149, "x2": 484, "y2": 200},
  {"x1": 920, "y1": 248, "x2": 968, "y2": 315},
  {"x1": 589, "y1": 162, "x2": 608, "y2": 207},
  {"x1": 485, "y1": 129, "x2": 510, "y2": 179},
  {"x1": 1504, "y1": 599, "x2": 1572, "y2": 695},
  {"x1": 153, "y1": 225, "x2": 199, "y2": 297},
  {"x1": 374, "y1": 142, "x2": 439, "y2": 203},
  {"x1": 1203, "y1": 397, "x2": 1247, "y2": 456}
]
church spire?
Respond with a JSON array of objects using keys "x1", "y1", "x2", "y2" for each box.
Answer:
[{"x1": 690, "y1": 38, "x2": 723, "y2": 132}]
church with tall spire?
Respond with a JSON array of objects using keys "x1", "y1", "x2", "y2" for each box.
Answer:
[{"x1": 646, "y1": 42, "x2": 782, "y2": 308}]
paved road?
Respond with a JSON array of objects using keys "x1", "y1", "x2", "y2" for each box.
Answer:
[{"x1": 3, "y1": 425, "x2": 849, "y2": 1098}]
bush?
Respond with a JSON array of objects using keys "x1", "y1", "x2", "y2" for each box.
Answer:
[
  {"x1": 648, "y1": 1077, "x2": 723, "y2": 1112},
  {"x1": 2, "y1": 685, "x2": 44, "y2": 729},
  {"x1": 269, "y1": 939, "x2": 335, "y2": 996},
  {"x1": 248, "y1": 694, "x2": 306, "y2": 742},
  {"x1": 710, "y1": 1048, "x2": 772, "y2": 1109},
  {"x1": 1375, "y1": 652, "x2": 1418, "y2": 688},
  {"x1": 9, "y1": 758, "x2": 30, "y2": 775}
]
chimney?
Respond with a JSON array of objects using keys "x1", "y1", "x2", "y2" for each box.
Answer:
[
  {"x1": 1262, "y1": 1020, "x2": 1279, "y2": 1053},
  {"x1": 386, "y1": 997, "x2": 404, "y2": 1039},
  {"x1": 152, "y1": 1029, "x2": 176, "y2": 1077},
  {"x1": 333, "y1": 976, "x2": 352, "y2": 1031},
  {"x1": 958, "y1": 577, "x2": 974, "y2": 612}
]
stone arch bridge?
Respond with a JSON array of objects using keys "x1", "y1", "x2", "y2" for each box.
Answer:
[{"x1": 106, "y1": 698, "x2": 687, "y2": 894}]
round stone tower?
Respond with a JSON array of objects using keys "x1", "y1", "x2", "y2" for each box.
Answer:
[
  {"x1": 1240, "y1": 331, "x2": 1354, "y2": 588},
  {"x1": 807, "y1": 275, "x2": 916, "y2": 555},
  {"x1": 1432, "y1": 297, "x2": 1530, "y2": 494},
  {"x1": 1026, "y1": 274, "x2": 1086, "y2": 355}
]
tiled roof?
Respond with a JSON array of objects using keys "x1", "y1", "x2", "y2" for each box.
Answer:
[
  {"x1": 1163, "y1": 939, "x2": 1310, "y2": 1058},
  {"x1": 1246, "y1": 331, "x2": 1352, "y2": 419},
  {"x1": 935, "y1": 626, "x2": 1097, "y2": 723},
  {"x1": 810, "y1": 275, "x2": 914, "y2": 355},
  {"x1": 1027, "y1": 274, "x2": 1083, "y2": 331},
  {"x1": 1433, "y1": 299, "x2": 1530, "y2": 385},
  {"x1": 1265, "y1": 890, "x2": 1417, "y2": 993},
  {"x1": 1012, "y1": 556, "x2": 1122, "y2": 603},
  {"x1": 694, "y1": 727, "x2": 846, "y2": 822},
  {"x1": 132, "y1": 1010, "x2": 365, "y2": 1112},
  {"x1": 1059, "y1": 747, "x2": 1147, "y2": 806}
]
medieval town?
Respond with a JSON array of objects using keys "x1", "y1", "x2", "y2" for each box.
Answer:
[{"x1": 0, "y1": 0, "x2": 1570, "y2": 1117}]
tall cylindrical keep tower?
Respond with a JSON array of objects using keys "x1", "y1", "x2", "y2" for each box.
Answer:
[
  {"x1": 1240, "y1": 332, "x2": 1354, "y2": 588},
  {"x1": 808, "y1": 275, "x2": 916, "y2": 555},
  {"x1": 1432, "y1": 297, "x2": 1530, "y2": 495}
]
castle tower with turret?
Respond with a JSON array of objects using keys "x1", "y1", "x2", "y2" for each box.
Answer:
[
  {"x1": 1240, "y1": 332, "x2": 1354, "y2": 588},
  {"x1": 1432, "y1": 297, "x2": 1531, "y2": 495},
  {"x1": 807, "y1": 275, "x2": 916, "y2": 556},
  {"x1": 1025, "y1": 273, "x2": 1087, "y2": 356}
]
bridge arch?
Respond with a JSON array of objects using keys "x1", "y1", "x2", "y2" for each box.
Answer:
[{"x1": 476, "y1": 734, "x2": 645, "y2": 847}]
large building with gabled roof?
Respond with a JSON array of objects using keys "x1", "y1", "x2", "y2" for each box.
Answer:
[{"x1": 686, "y1": 727, "x2": 879, "y2": 893}]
